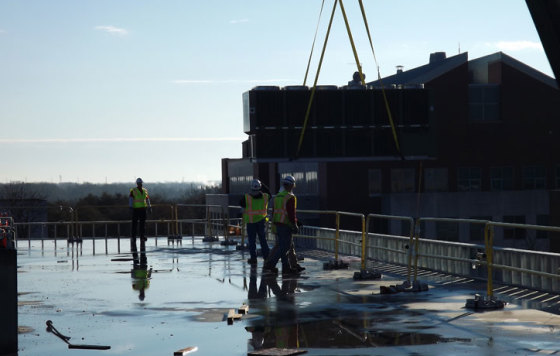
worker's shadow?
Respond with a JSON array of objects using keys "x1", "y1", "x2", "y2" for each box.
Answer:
[{"x1": 131, "y1": 241, "x2": 152, "y2": 301}]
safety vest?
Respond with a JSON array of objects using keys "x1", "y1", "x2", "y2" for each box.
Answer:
[
  {"x1": 130, "y1": 188, "x2": 149, "y2": 208},
  {"x1": 272, "y1": 190, "x2": 296, "y2": 226},
  {"x1": 243, "y1": 193, "x2": 269, "y2": 223}
]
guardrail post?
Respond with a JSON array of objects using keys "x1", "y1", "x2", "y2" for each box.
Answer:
[
  {"x1": 335, "y1": 212, "x2": 340, "y2": 261},
  {"x1": 484, "y1": 223, "x2": 494, "y2": 297},
  {"x1": 206, "y1": 206, "x2": 212, "y2": 238},
  {"x1": 117, "y1": 223, "x2": 121, "y2": 253},
  {"x1": 174, "y1": 204, "x2": 179, "y2": 238},
  {"x1": 360, "y1": 215, "x2": 366, "y2": 270},
  {"x1": 54, "y1": 224, "x2": 58, "y2": 250},
  {"x1": 413, "y1": 219, "x2": 421, "y2": 283},
  {"x1": 104, "y1": 223, "x2": 108, "y2": 254}
]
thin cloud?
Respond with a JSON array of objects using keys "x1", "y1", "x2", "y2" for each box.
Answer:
[
  {"x1": 171, "y1": 79, "x2": 294, "y2": 85},
  {"x1": 94, "y1": 25, "x2": 128, "y2": 36},
  {"x1": 0, "y1": 137, "x2": 244, "y2": 144},
  {"x1": 229, "y1": 19, "x2": 249, "y2": 24},
  {"x1": 489, "y1": 40, "x2": 543, "y2": 51}
]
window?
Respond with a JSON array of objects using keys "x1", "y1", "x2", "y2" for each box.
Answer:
[
  {"x1": 229, "y1": 175, "x2": 252, "y2": 194},
  {"x1": 368, "y1": 169, "x2": 382, "y2": 195},
  {"x1": 391, "y1": 168, "x2": 415, "y2": 193},
  {"x1": 469, "y1": 84, "x2": 500, "y2": 122},
  {"x1": 469, "y1": 216, "x2": 492, "y2": 241},
  {"x1": 490, "y1": 167, "x2": 513, "y2": 191},
  {"x1": 280, "y1": 170, "x2": 318, "y2": 195},
  {"x1": 503, "y1": 215, "x2": 526, "y2": 240},
  {"x1": 522, "y1": 166, "x2": 546, "y2": 189},
  {"x1": 457, "y1": 167, "x2": 481, "y2": 191},
  {"x1": 424, "y1": 168, "x2": 448, "y2": 192}
]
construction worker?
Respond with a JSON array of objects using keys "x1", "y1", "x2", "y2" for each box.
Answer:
[
  {"x1": 348, "y1": 71, "x2": 366, "y2": 88},
  {"x1": 239, "y1": 179, "x2": 271, "y2": 264},
  {"x1": 263, "y1": 175, "x2": 301, "y2": 275},
  {"x1": 129, "y1": 178, "x2": 151, "y2": 244}
]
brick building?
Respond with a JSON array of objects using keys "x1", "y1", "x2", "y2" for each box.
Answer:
[{"x1": 222, "y1": 51, "x2": 560, "y2": 251}]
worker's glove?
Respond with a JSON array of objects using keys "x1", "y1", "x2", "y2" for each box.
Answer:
[
  {"x1": 291, "y1": 225, "x2": 299, "y2": 234},
  {"x1": 296, "y1": 220, "x2": 303, "y2": 228}
]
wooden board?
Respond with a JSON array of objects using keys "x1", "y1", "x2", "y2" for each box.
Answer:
[
  {"x1": 227, "y1": 309, "x2": 242, "y2": 324},
  {"x1": 248, "y1": 348, "x2": 307, "y2": 356},
  {"x1": 238, "y1": 304, "x2": 249, "y2": 315},
  {"x1": 174, "y1": 346, "x2": 198, "y2": 355}
]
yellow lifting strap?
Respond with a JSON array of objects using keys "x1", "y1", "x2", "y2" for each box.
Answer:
[
  {"x1": 358, "y1": 0, "x2": 402, "y2": 156},
  {"x1": 296, "y1": 0, "x2": 338, "y2": 158},
  {"x1": 338, "y1": 0, "x2": 365, "y2": 85},
  {"x1": 297, "y1": 0, "x2": 403, "y2": 159},
  {"x1": 303, "y1": 0, "x2": 326, "y2": 86}
]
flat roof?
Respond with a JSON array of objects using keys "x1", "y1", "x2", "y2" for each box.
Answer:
[{"x1": 16, "y1": 238, "x2": 560, "y2": 355}]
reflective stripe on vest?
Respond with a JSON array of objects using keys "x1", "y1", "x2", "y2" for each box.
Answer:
[
  {"x1": 243, "y1": 193, "x2": 269, "y2": 223},
  {"x1": 131, "y1": 188, "x2": 148, "y2": 208},
  {"x1": 272, "y1": 190, "x2": 296, "y2": 225}
]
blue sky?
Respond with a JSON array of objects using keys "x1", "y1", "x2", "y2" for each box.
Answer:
[{"x1": 0, "y1": 0, "x2": 553, "y2": 184}]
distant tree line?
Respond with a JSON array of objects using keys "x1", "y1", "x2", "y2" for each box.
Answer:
[{"x1": 0, "y1": 181, "x2": 222, "y2": 224}]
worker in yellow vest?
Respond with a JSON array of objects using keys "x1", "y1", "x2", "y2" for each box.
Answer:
[
  {"x1": 240, "y1": 179, "x2": 271, "y2": 264},
  {"x1": 129, "y1": 178, "x2": 152, "y2": 244},
  {"x1": 263, "y1": 175, "x2": 301, "y2": 275}
]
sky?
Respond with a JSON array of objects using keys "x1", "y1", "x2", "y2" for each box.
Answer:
[{"x1": 0, "y1": 0, "x2": 554, "y2": 184}]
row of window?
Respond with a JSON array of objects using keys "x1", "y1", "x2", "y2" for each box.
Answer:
[
  {"x1": 279, "y1": 170, "x2": 319, "y2": 195},
  {"x1": 369, "y1": 166, "x2": 560, "y2": 194},
  {"x1": 229, "y1": 170, "x2": 319, "y2": 196}
]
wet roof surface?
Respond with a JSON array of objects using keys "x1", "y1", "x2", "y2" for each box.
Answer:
[{"x1": 16, "y1": 237, "x2": 560, "y2": 355}]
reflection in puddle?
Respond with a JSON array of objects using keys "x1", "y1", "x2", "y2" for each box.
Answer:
[
  {"x1": 246, "y1": 318, "x2": 470, "y2": 350},
  {"x1": 244, "y1": 268, "x2": 470, "y2": 351}
]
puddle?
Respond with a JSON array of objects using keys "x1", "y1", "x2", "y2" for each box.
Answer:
[{"x1": 246, "y1": 317, "x2": 471, "y2": 349}]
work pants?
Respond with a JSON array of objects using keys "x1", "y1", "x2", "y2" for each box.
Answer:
[
  {"x1": 131, "y1": 208, "x2": 147, "y2": 240},
  {"x1": 247, "y1": 219, "x2": 269, "y2": 260},
  {"x1": 266, "y1": 224, "x2": 293, "y2": 270}
]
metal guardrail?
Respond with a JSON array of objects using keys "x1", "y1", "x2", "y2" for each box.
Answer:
[{"x1": 10, "y1": 204, "x2": 560, "y2": 295}]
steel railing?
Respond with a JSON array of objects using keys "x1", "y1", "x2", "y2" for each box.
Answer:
[{"x1": 9, "y1": 204, "x2": 560, "y2": 294}]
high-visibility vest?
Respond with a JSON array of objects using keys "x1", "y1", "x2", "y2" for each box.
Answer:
[
  {"x1": 243, "y1": 193, "x2": 269, "y2": 223},
  {"x1": 272, "y1": 190, "x2": 296, "y2": 226},
  {"x1": 130, "y1": 188, "x2": 149, "y2": 208}
]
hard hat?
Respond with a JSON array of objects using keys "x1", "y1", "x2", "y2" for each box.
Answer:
[
  {"x1": 250, "y1": 179, "x2": 262, "y2": 191},
  {"x1": 136, "y1": 178, "x2": 143, "y2": 184},
  {"x1": 281, "y1": 175, "x2": 296, "y2": 186}
]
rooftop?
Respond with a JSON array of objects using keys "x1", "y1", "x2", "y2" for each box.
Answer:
[{"x1": 16, "y1": 237, "x2": 560, "y2": 355}]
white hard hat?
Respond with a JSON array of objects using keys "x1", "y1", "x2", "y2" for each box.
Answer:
[
  {"x1": 250, "y1": 179, "x2": 262, "y2": 191},
  {"x1": 136, "y1": 178, "x2": 143, "y2": 184},
  {"x1": 281, "y1": 175, "x2": 296, "y2": 186}
]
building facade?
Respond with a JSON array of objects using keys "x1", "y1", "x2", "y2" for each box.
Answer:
[{"x1": 222, "y1": 51, "x2": 560, "y2": 251}]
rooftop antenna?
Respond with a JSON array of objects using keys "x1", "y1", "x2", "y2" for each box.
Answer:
[{"x1": 458, "y1": 42, "x2": 461, "y2": 54}]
